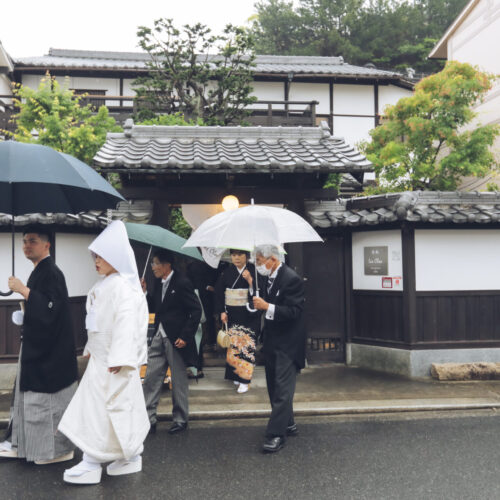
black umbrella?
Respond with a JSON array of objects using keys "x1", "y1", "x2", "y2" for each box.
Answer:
[{"x1": 0, "y1": 141, "x2": 125, "y2": 296}]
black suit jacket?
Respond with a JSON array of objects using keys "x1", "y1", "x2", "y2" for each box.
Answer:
[
  {"x1": 21, "y1": 256, "x2": 78, "y2": 393},
  {"x1": 262, "y1": 264, "x2": 307, "y2": 369},
  {"x1": 147, "y1": 271, "x2": 202, "y2": 367}
]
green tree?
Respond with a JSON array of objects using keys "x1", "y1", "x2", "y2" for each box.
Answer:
[
  {"x1": 134, "y1": 19, "x2": 257, "y2": 125},
  {"x1": 7, "y1": 74, "x2": 121, "y2": 165},
  {"x1": 360, "y1": 62, "x2": 499, "y2": 192},
  {"x1": 252, "y1": 0, "x2": 469, "y2": 73}
]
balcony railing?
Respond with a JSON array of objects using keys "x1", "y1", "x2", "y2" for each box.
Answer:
[{"x1": 0, "y1": 95, "x2": 319, "y2": 131}]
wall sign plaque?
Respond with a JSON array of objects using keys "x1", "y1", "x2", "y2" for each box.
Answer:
[{"x1": 364, "y1": 246, "x2": 388, "y2": 275}]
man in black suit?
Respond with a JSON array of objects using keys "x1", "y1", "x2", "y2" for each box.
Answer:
[
  {"x1": 141, "y1": 249, "x2": 202, "y2": 434},
  {"x1": 253, "y1": 244, "x2": 306, "y2": 453},
  {"x1": 1, "y1": 226, "x2": 78, "y2": 464}
]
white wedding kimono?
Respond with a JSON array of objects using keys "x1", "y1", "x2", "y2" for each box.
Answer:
[{"x1": 59, "y1": 224, "x2": 150, "y2": 462}]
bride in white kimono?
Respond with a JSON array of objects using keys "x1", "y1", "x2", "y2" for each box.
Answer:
[{"x1": 58, "y1": 220, "x2": 150, "y2": 484}]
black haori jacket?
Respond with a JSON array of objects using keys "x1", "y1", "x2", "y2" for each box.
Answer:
[
  {"x1": 20, "y1": 257, "x2": 78, "y2": 393},
  {"x1": 262, "y1": 264, "x2": 307, "y2": 370}
]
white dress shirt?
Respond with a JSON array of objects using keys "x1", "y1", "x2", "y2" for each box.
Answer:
[{"x1": 265, "y1": 263, "x2": 282, "y2": 321}]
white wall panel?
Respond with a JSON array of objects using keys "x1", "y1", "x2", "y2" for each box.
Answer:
[
  {"x1": 250, "y1": 81, "x2": 284, "y2": 109},
  {"x1": 352, "y1": 230, "x2": 403, "y2": 290},
  {"x1": 289, "y1": 82, "x2": 330, "y2": 114},
  {"x1": 55, "y1": 233, "x2": 97, "y2": 297},
  {"x1": 333, "y1": 116, "x2": 375, "y2": 147},
  {"x1": 333, "y1": 84, "x2": 374, "y2": 115},
  {"x1": 378, "y1": 85, "x2": 412, "y2": 113},
  {"x1": 0, "y1": 233, "x2": 34, "y2": 301},
  {"x1": 415, "y1": 229, "x2": 500, "y2": 291}
]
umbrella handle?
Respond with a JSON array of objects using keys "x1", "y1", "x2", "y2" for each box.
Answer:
[
  {"x1": 0, "y1": 290, "x2": 13, "y2": 297},
  {"x1": 246, "y1": 302, "x2": 257, "y2": 313}
]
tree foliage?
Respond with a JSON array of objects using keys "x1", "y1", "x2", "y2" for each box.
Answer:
[
  {"x1": 7, "y1": 74, "x2": 121, "y2": 165},
  {"x1": 361, "y1": 62, "x2": 499, "y2": 192},
  {"x1": 134, "y1": 19, "x2": 257, "y2": 125},
  {"x1": 251, "y1": 0, "x2": 469, "y2": 73}
]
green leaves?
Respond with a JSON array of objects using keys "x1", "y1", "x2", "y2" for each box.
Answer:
[
  {"x1": 361, "y1": 62, "x2": 499, "y2": 192},
  {"x1": 7, "y1": 74, "x2": 121, "y2": 165},
  {"x1": 134, "y1": 19, "x2": 257, "y2": 125}
]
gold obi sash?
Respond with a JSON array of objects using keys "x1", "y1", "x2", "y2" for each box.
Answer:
[{"x1": 225, "y1": 288, "x2": 248, "y2": 307}]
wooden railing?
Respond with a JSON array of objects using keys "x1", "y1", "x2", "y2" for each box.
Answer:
[{"x1": 0, "y1": 95, "x2": 319, "y2": 129}]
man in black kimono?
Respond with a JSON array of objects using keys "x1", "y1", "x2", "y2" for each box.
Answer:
[
  {"x1": 141, "y1": 249, "x2": 202, "y2": 435},
  {"x1": 0, "y1": 226, "x2": 78, "y2": 464},
  {"x1": 253, "y1": 244, "x2": 306, "y2": 453}
]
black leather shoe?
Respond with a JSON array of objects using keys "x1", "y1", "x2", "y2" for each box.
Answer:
[
  {"x1": 148, "y1": 423, "x2": 157, "y2": 435},
  {"x1": 286, "y1": 424, "x2": 298, "y2": 436},
  {"x1": 262, "y1": 436, "x2": 284, "y2": 453},
  {"x1": 168, "y1": 422, "x2": 187, "y2": 434}
]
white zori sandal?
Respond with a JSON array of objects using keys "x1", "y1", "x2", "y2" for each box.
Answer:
[
  {"x1": 0, "y1": 441, "x2": 18, "y2": 458},
  {"x1": 63, "y1": 460, "x2": 102, "y2": 485},
  {"x1": 106, "y1": 455, "x2": 142, "y2": 476}
]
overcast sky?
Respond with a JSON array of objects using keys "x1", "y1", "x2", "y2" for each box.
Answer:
[{"x1": 0, "y1": 0, "x2": 260, "y2": 58}]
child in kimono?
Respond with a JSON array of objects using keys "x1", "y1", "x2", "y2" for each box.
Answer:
[{"x1": 58, "y1": 220, "x2": 150, "y2": 484}]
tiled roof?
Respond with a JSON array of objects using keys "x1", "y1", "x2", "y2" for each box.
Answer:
[
  {"x1": 14, "y1": 49, "x2": 406, "y2": 81},
  {"x1": 93, "y1": 120, "x2": 372, "y2": 174},
  {"x1": 0, "y1": 201, "x2": 153, "y2": 229},
  {"x1": 306, "y1": 191, "x2": 500, "y2": 228}
]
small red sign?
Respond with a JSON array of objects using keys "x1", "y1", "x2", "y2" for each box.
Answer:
[{"x1": 382, "y1": 277, "x2": 393, "y2": 288}]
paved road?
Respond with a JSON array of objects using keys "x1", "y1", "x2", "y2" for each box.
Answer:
[{"x1": 1, "y1": 410, "x2": 500, "y2": 500}]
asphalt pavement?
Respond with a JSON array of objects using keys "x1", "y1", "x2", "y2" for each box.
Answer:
[{"x1": 2, "y1": 410, "x2": 500, "y2": 499}]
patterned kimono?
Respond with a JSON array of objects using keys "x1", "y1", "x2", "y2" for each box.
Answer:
[{"x1": 215, "y1": 263, "x2": 262, "y2": 384}]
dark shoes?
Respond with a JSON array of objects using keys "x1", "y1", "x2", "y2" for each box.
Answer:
[
  {"x1": 148, "y1": 423, "x2": 157, "y2": 435},
  {"x1": 262, "y1": 436, "x2": 284, "y2": 453},
  {"x1": 168, "y1": 422, "x2": 187, "y2": 435},
  {"x1": 286, "y1": 424, "x2": 298, "y2": 436}
]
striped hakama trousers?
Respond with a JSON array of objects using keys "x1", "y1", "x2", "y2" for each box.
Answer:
[{"x1": 5, "y1": 348, "x2": 77, "y2": 462}]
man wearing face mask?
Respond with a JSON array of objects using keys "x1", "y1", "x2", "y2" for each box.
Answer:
[{"x1": 252, "y1": 244, "x2": 306, "y2": 454}]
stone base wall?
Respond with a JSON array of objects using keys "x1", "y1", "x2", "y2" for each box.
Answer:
[{"x1": 346, "y1": 343, "x2": 500, "y2": 378}]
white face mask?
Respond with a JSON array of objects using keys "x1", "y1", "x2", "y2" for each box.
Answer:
[{"x1": 256, "y1": 263, "x2": 272, "y2": 276}]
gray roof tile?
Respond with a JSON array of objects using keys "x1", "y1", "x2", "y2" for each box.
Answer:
[
  {"x1": 14, "y1": 50, "x2": 406, "y2": 80},
  {"x1": 0, "y1": 201, "x2": 153, "y2": 229},
  {"x1": 93, "y1": 120, "x2": 372, "y2": 173},
  {"x1": 306, "y1": 191, "x2": 500, "y2": 228}
]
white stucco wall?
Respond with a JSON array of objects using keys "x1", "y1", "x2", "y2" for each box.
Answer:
[
  {"x1": 415, "y1": 229, "x2": 500, "y2": 291},
  {"x1": 289, "y1": 82, "x2": 330, "y2": 115},
  {"x1": 352, "y1": 230, "x2": 403, "y2": 290},
  {"x1": 0, "y1": 233, "x2": 34, "y2": 301},
  {"x1": 333, "y1": 84, "x2": 375, "y2": 115},
  {"x1": 333, "y1": 116, "x2": 375, "y2": 147},
  {"x1": 378, "y1": 85, "x2": 412, "y2": 114},
  {"x1": 55, "y1": 233, "x2": 97, "y2": 297},
  {"x1": 250, "y1": 81, "x2": 285, "y2": 109}
]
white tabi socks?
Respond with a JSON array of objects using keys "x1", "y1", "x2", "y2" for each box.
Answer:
[
  {"x1": 106, "y1": 455, "x2": 142, "y2": 476},
  {"x1": 63, "y1": 453, "x2": 102, "y2": 484}
]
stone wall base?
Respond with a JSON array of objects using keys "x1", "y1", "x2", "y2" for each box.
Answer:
[{"x1": 346, "y1": 343, "x2": 500, "y2": 378}]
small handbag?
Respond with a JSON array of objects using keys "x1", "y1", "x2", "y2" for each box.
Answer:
[{"x1": 217, "y1": 322, "x2": 231, "y2": 349}]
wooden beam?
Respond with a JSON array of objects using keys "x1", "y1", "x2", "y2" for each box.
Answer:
[{"x1": 119, "y1": 186, "x2": 338, "y2": 204}]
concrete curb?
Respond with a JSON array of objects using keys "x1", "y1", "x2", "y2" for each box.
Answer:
[{"x1": 2, "y1": 400, "x2": 500, "y2": 428}]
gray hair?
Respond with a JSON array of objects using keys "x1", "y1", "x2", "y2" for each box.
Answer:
[{"x1": 255, "y1": 244, "x2": 280, "y2": 259}]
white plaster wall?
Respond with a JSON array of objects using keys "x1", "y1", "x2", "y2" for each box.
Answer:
[
  {"x1": 250, "y1": 81, "x2": 285, "y2": 109},
  {"x1": 333, "y1": 116, "x2": 375, "y2": 147},
  {"x1": 448, "y1": 0, "x2": 500, "y2": 73},
  {"x1": 289, "y1": 82, "x2": 330, "y2": 115},
  {"x1": 122, "y1": 78, "x2": 136, "y2": 106},
  {"x1": 352, "y1": 230, "x2": 403, "y2": 290},
  {"x1": 333, "y1": 84, "x2": 374, "y2": 115},
  {"x1": 378, "y1": 85, "x2": 413, "y2": 114},
  {"x1": 0, "y1": 233, "x2": 34, "y2": 301},
  {"x1": 415, "y1": 229, "x2": 500, "y2": 291},
  {"x1": 21, "y1": 74, "x2": 120, "y2": 107},
  {"x1": 55, "y1": 233, "x2": 97, "y2": 297}
]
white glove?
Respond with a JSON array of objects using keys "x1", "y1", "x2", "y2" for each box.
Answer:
[{"x1": 12, "y1": 310, "x2": 24, "y2": 326}]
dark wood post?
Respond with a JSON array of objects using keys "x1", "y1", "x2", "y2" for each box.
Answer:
[
  {"x1": 401, "y1": 224, "x2": 417, "y2": 345},
  {"x1": 344, "y1": 231, "x2": 354, "y2": 343}
]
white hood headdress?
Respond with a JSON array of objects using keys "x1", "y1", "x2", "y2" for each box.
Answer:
[{"x1": 89, "y1": 220, "x2": 141, "y2": 292}]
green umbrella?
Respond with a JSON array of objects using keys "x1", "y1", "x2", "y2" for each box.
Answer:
[{"x1": 124, "y1": 222, "x2": 203, "y2": 278}]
